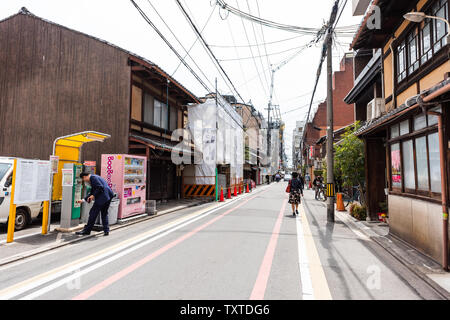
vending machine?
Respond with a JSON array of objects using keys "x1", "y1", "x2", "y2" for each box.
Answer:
[
  {"x1": 101, "y1": 154, "x2": 146, "y2": 219},
  {"x1": 60, "y1": 163, "x2": 83, "y2": 229}
]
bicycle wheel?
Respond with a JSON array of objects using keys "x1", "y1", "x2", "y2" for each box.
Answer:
[
  {"x1": 342, "y1": 193, "x2": 352, "y2": 208},
  {"x1": 319, "y1": 190, "x2": 327, "y2": 202}
]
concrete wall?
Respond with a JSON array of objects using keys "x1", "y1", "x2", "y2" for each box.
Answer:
[{"x1": 389, "y1": 194, "x2": 450, "y2": 264}]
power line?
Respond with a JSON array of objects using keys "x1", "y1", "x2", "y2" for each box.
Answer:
[
  {"x1": 175, "y1": 0, "x2": 246, "y2": 103},
  {"x1": 218, "y1": 43, "x2": 311, "y2": 62},
  {"x1": 130, "y1": 0, "x2": 210, "y2": 92},
  {"x1": 130, "y1": 0, "x2": 244, "y2": 130},
  {"x1": 255, "y1": 0, "x2": 274, "y2": 103},
  {"x1": 226, "y1": 15, "x2": 250, "y2": 99},
  {"x1": 209, "y1": 34, "x2": 305, "y2": 48},
  {"x1": 245, "y1": 0, "x2": 271, "y2": 95},
  {"x1": 172, "y1": 3, "x2": 217, "y2": 76},
  {"x1": 143, "y1": 1, "x2": 216, "y2": 85},
  {"x1": 234, "y1": 0, "x2": 268, "y2": 98},
  {"x1": 215, "y1": 0, "x2": 357, "y2": 35},
  {"x1": 302, "y1": 0, "x2": 340, "y2": 138}
]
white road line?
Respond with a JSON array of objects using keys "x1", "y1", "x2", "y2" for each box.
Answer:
[
  {"x1": 296, "y1": 210, "x2": 315, "y2": 300},
  {"x1": 1, "y1": 187, "x2": 268, "y2": 300},
  {"x1": 0, "y1": 200, "x2": 238, "y2": 300}
]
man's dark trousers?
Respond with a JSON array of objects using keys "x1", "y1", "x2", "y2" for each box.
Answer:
[{"x1": 85, "y1": 200, "x2": 111, "y2": 233}]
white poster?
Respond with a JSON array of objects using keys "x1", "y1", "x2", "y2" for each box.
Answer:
[
  {"x1": 14, "y1": 159, "x2": 51, "y2": 205},
  {"x1": 62, "y1": 169, "x2": 73, "y2": 187}
]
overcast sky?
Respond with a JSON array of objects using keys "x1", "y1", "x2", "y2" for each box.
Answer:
[{"x1": 0, "y1": 0, "x2": 362, "y2": 165}]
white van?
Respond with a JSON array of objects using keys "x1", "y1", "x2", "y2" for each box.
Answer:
[{"x1": 0, "y1": 158, "x2": 43, "y2": 230}]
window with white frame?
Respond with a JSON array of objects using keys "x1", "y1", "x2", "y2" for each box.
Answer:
[{"x1": 388, "y1": 107, "x2": 442, "y2": 198}]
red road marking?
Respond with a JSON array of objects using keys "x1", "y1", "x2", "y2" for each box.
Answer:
[
  {"x1": 72, "y1": 190, "x2": 268, "y2": 300},
  {"x1": 250, "y1": 197, "x2": 288, "y2": 300}
]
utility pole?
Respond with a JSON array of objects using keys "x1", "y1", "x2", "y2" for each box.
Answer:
[{"x1": 325, "y1": 30, "x2": 335, "y2": 223}]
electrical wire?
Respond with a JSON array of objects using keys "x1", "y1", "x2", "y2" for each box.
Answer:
[
  {"x1": 172, "y1": 3, "x2": 217, "y2": 76},
  {"x1": 218, "y1": 43, "x2": 311, "y2": 62},
  {"x1": 245, "y1": 0, "x2": 271, "y2": 95},
  {"x1": 234, "y1": 0, "x2": 268, "y2": 98},
  {"x1": 175, "y1": 0, "x2": 246, "y2": 103},
  {"x1": 130, "y1": 0, "x2": 210, "y2": 93},
  {"x1": 130, "y1": 0, "x2": 244, "y2": 129},
  {"x1": 215, "y1": 0, "x2": 357, "y2": 36},
  {"x1": 209, "y1": 34, "x2": 305, "y2": 48}
]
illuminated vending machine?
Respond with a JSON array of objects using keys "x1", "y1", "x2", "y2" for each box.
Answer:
[{"x1": 101, "y1": 154, "x2": 146, "y2": 219}]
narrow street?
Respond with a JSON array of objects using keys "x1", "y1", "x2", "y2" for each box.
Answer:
[{"x1": 0, "y1": 183, "x2": 441, "y2": 300}]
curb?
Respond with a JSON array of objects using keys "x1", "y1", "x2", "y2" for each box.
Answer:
[
  {"x1": 0, "y1": 199, "x2": 212, "y2": 267},
  {"x1": 335, "y1": 209, "x2": 450, "y2": 300}
]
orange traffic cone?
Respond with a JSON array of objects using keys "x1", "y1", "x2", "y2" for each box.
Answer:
[
  {"x1": 336, "y1": 193, "x2": 346, "y2": 211},
  {"x1": 233, "y1": 185, "x2": 237, "y2": 197},
  {"x1": 219, "y1": 187, "x2": 224, "y2": 202},
  {"x1": 246, "y1": 183, "x2": 250, "y2": 193},
  {"x1": 227, "y1": 188, "x2": 232, "y2": 199}
]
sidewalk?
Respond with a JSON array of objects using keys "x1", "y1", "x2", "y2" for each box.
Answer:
[
  {"x1": 334, "y1": 206, "x2": 450, "y2": 299},
  {"x1": 0, "y1": 198, "x2": 211, "y2": 266}
]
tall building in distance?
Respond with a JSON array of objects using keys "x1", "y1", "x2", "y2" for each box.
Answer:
[{"x1": 292, "y1": 121, "x2": 305, "y2": 171}]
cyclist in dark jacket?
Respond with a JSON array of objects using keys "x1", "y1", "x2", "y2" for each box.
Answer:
[{"x1": 288, "y1": 172, "x2": 304, "y2": 216}]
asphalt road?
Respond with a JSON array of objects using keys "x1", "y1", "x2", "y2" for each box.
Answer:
[{"x1": 0, "y1": 183, "x2": 443, "y2": 300}]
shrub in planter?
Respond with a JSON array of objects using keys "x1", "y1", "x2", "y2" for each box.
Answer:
[
  {"x1": 349, "y1": 203, "x2": 357, "y2": 215},
  {"x1": 350, "y1": 205, "x2": 367, "y2": 221}
]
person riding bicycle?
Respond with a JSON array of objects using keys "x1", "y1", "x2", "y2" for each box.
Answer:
[{"x1": 313, "y1": 175, "x2": 323, "y2": 200}]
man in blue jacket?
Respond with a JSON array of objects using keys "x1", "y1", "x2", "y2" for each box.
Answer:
[{"x1": 76, "y1": 172, "x2": 115, "y2": 236}]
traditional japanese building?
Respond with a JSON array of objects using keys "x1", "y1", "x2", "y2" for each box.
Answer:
[
  {"x1": 0, "y1": 8, "x2": 199, "y2": 202},
  {"x1": 350, "y1": 0, "x2": 450, "y2": 268}
]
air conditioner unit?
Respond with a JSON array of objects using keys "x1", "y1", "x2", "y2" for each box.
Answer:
[{"x1": 367, "y1": 98, "x2": 385, "y2": 121}]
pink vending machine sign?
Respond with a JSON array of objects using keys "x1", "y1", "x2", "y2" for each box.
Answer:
[{"x1": 101, "y1": 154, "x2": 147, "y2": 219}]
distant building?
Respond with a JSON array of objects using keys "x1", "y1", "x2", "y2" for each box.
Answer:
[{"x1": 302, "y1": 53, "x2": 356, "y2": 179}]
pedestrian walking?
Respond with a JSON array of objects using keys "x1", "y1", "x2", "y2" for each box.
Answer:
[
  {"x1": 76, "y1": 172, "x2": 115, "y2": 236},
  {"x1": 287, "y1": 172, "x2": 304, "y2": 216},
  {"x1": 313, "y1": 175, "x2": 323, "y2": 200}
]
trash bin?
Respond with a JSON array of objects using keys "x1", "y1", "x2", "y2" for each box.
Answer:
[
  {"x1": 95, "y1": 197, "x2": 120, "y2": 226},
  {"x1": 80, "y1": 200, "x2": 94, "y2": 224}
]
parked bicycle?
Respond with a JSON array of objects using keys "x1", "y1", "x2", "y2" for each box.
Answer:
[
  {"x1": 342, "y1": 186, "x2": 362, "y2": 208},
  {"x1": 315, "y1": 183, "x2": 327, "y2": 202}
]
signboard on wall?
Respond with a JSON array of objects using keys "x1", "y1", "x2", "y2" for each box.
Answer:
[
  {"x1": 13, "y1": 159, "x2": 51, "y2": 205},
  {"x1": 50, "y1": 156, "x2": 59, "y2": 174}
]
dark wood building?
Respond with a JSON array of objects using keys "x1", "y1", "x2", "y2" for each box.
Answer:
[{"x1": 0, "y1": 8, "x2": 199, "y2": 201}]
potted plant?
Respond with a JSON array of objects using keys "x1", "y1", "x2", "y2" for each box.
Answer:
[{"x1": 377, "y1": 201, "x2": 388, "y2": 223}]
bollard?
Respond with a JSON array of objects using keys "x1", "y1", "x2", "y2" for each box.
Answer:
[{"x1": 336, "y1": 193, "x2": 346, "y2": 211}]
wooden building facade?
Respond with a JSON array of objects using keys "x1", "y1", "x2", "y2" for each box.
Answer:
[
  {"x1": 0, "y1": 8, "x2": 199, "y2": 201},
  {"x1": 351, "y1": 0, "x2": 450, "y2": 267}
]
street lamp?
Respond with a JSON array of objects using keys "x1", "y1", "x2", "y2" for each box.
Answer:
[{"x1": 404, "y1": 12, "x2": 450, "y2": 42}]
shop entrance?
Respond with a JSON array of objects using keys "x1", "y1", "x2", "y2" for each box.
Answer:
[{"x1": 149, "y1": 158, "x2": 176, "y2": 201}]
